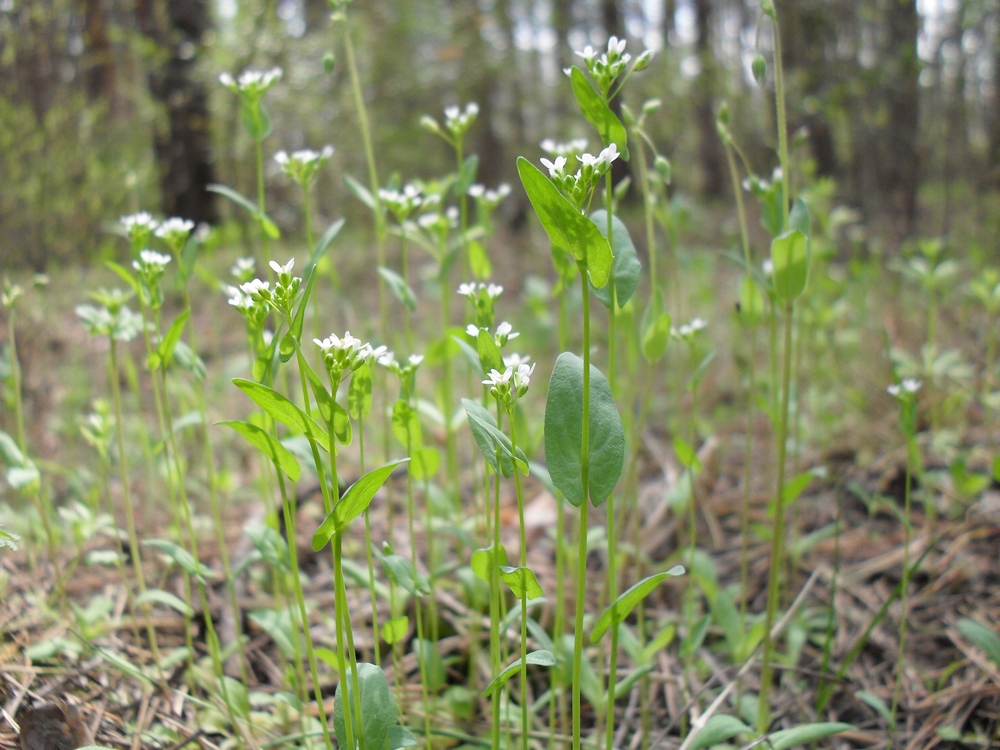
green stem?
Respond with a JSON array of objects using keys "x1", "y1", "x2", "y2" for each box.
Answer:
[
  {"x1": 572, "y1": 265, "x2": 593, "y2": 750},
  {"x1": 757, "y1": 299, "x2": 794, "y2": 735},
  {"x1": 890, "y1": 434, "x2": 915, "y2": 736},
  {"x1": 254, "y1": 136, "x2": 270, "y2": 269},
  {"x1": 508, "y1": 410, "x2": 530, "y2": 750},
  {"x1": 108, "y1": 338, "x2": 160, "y2": 662}
]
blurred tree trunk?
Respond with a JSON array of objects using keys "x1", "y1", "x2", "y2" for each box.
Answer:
[
  {"x1": 83, "y1": 0, "x2": 116, "y2": 106},
  {"x1": 695, "y1": 0, "x2": 725, "y2": 198},
  {"x1": 992, "y1": 5, "x2": 1000, "y2": 185},
  {"x1": 775, "y1": 0, "x2": 838, "y2": 179},
  {"x1": 663, "y1": 0, "x2": 675, "y2": 40},
  {"x1": 136, "y1": 0, "x2": 217, "y2": 224},
  {"x1": 877, "y1": 0, "x2": 921, "y2": 231},
  {"x1": 602, "y1": 0, "x2": 623, "y2": 38}
]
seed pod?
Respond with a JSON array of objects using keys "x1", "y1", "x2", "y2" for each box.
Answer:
[{"x1": 752, "y1": 54, "x2": 767, "y2": 85}]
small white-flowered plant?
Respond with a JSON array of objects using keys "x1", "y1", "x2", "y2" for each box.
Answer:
[
  {"x1": 673, "y1": 317, "x2": 708, "y2": 341},
  {"x1": 274, "y1": 145, "x2": 334, "y2": 189},
  {"x1": 314, "y1": 331, "x2": 372, "y2": 380},
  {"x1": 219, "y1": 67, "x2": 282, "y2": 96},
  {"x1": 541, "y1": 138, "x2": 588, "y2": 157},
  {"x1": 422, "y1": 102, "x2": 479, "y2": 143},
  {"x1": 503, "y1": 352, "x2": 531, "y2": 369},
  {"x1": 155, "y1": 218, "x2": 195, "y2": 253},
  {"x1": 380, "y1": 183, "x2": 422, "y2": 222},
  {"x1": 468, "y1": 183, "x2": 511, "y2": 211},
  {"x1": 134, "y1": 249, "x2": 171, "y2": 271},
  {"x1": 241, "y1": 278, "x2": 272, "y2": 302},
  {"x1": 120, "y1": 212, "x2": 158, "y2": 248},
  {"x1": 887, "y1": 379, "x2": 922, "y2": 398},
  {"x1": 494, "y1": 321, "x2": 519, "y2": 347},
  {"x1": 483, "y1": 361, "x2": 535, "y2": 409},
  {"x1": 230, "y1": 257, "x2": 256, "y2": 282}
]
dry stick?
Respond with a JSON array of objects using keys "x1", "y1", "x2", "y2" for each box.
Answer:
[{"x1": 672, "y1": 569, "x2": 821, "y2": 750}]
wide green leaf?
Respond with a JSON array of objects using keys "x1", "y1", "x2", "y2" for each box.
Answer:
[
  {"x1": 220, "y1": 420, "x2": 301, "y2": 481},
  {"x1": 770, "y1": 229, "x2": 809, "y2": 303},
  {"x1": 499, "y1": 565, "x2": 543, "y2": 599},
  {"x1": 470, "y1": 545, "x2": 509, "y2": 582},
  {"x1": 462, "y1": 399, "x2": 528, "y2": 477},
  {"x1": 590, "y1": 210, "x2": 641, "y2": 308},
  {"x1": 590, "y1": 566, "x2": 685, "y2": 642},
  {"x1": 517, "y1": 157, "x2": 612, "y2": 288},
  {"x1": 233, "y1": 378, "x2": 330, "y2": 453},
  {"x1": 208, "y1": 183, "x2": 280, "y2": 238},
  {"x1": 544, "y1": 353, "x2": 624, "y2": 507},
  {"x1": 381, "y1": 616, "x2": 409, "y2": 645},
  {"x1": 476, "y1": 329, "x2": 503, "y2": 376},
  {"x1": 135, "y1": 589, "x2": 194, "y2": 618},
  {"x1": 481, "y1": 650, "x2": 556, "y2": 698},
  {"x1": 333, "y1": 662, "x2": 397, "y2": 750},
  {"x1": 312, "y1": 459, "x2": 408, "y2": 550},
  {"x1": 570, "y1": 67, "x2": 628, "y2": 159},
  {"x1": 689, "y1": 714, "x2": 752, "y2": 750},
  {"x1": 957, "y1": 618, "x2": 1000, "y2": 665},
  {"x1": 768, "y1": 722, "x2": 854, "y2": 750}
]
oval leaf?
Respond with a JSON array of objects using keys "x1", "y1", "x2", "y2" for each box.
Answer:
[
  {"x1": 517, "y1": 157, "x2": 612, "y2": 288},
  {"x1": 233, "y1": 378, "x2": 331, "y2": 453},
  {"x1": 570, "y1": 67, "x2": 628, "y2": 159},
  {"x1": 590, "y1": 210, "x2": 641, "y2": 308},
  {"x1": 544, "y1": 352, "x2": 625, "y2": 507},
  {"x1": 591, "y1": 566, "x2": 685, "y2": 642},
  {"x1": 499, "y1": 565, "x2": 544, "y2": 600},
  {"x1": 770, "y1": 229, "x2": 809, "y2": 303},
  {"x1": 312, "y1": 459, "x2": 409, "y2": 550},
  {"x1": 220, "y1": 420, "x2": 301, "y2": 482}
]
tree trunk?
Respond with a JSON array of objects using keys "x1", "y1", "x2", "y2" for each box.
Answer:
[
  {"x1": 136, "y1": 0, "x2": 217, "y2": 224},
  {"x1": 695, "y1": 0, "x2": 725, "y2": 198}
]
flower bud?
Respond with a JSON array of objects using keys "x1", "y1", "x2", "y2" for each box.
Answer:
[
  {"x1": 620, "y1": 103, "x2": 636, "y2": 127},
  {"x1": 642, "y1": 98, "x2": 662, "y2": 115},
  {"x1": 633, "y1": 49, "x2": 654, "y2": 71},
  {"x1": 419, "y1": 115, "x2": 441, "y2": 135},
  {"x1": 654, "y1": 155, "x2": 671, "y2": 184},
  {"x1": 323, "y1": 52, "x2": 335, "y2": 74},
  {"x1": 752, "y1": 54, "x2": 766, "y2": 85}
]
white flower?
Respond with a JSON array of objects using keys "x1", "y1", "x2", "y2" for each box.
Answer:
[
  {"x1": 598, "y1": 143, "x2": 620, "y2": 166},
  {"x1": 763, "y1": 259, "x2": 774, "y2": 277},
  {"x1": 468, "y1": 184, "x2": 485, "y2": 198},
  {"x1": 575, "y1": 45, "x2": 596, "y2": 61},
  {"x1": 578, "y1": 152, "x2": 599, "y2": 168},
  {"x1": 495, "y1": 321, "x2": 519, "y2": 343},
  {"x1": 540, "y1": 156, "x2": 567, "y2": 178},
  {"x1": 226, "y1": 285, "x2": 253, "y2": 310},
  {"x1": 483, "y1": 367, "x2": 513, "y2": 388},
  {"x1": 444, "y1": 105, "x2": 460, "y2": 122},
  {"x1": 512, "y1": 362, "x2": 535, "y2": 390},
  {"x1": 377, "y1": 350, "x2": 397, "y2": 368},
  {"x1": 888, "y1": 379, "x2": 922, "y2": 397},
  {"x1": 121, "y1": 212, "x2": 157, "y2": 232},
  {"x1": 408, "y1": 354, "x2": 424, "y2": 366},
  {"x1": 269, "y1": 258, "x2": 295, "y2": 276},
  {"x1": 457, "y1": 283, "x2": 477, "y2": 297},
  {"x1": 138, "y1": 249, "x2": 171, "y2": 268},
  {"x1": 486, "y1": 284, "x2": 503, "y2": 299},
  {"x1": 241, "y1": 279, "x2": 270, "y2": 297},
  {"x1": 466, "y1": 324, "x2": 481, "y2": 337},
  {"x1": 231, "y1": 257, "x2": 255, "y2": 278},
  {"x1": 155, "y1": 218, "x2": 194, "y2": 246},
  {"x1": 503, "y1": 352, "x2": 531, "y2": 368},
  {"x1": 218, "y1": 72, "x2": 234, "y2": 88},
  {"x1": 607, "y1": 36, "x2": 627, "y2": 55}
]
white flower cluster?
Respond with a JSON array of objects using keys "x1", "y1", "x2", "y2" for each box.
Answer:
[
  {"x1": 483, "y1": 357, "x2": 535, "y2": 409},
  {"x1": 673, "y1": 317, "x2": 708, "y2": 341},
  {"x1": 274, "y1": 145, "x2": 334, "y2": 188},
  {"x1": 887, "y1": 379, "x2": 922, "y2": 398},
  {"x1": 219, "y1": 67, "x2": 282, "y2": 95},
  {"x1": 540, "y1": 142, "x2": 620, "y2": 200},
  {"x1": 121, "y1": 212, "x2": 158, "y2": 248},
  {"x1": 467, "y1": 183, "x2": 511, "y2": 209},
  {"x1": 574, "y1": 36, "x2": 649, "y2": 85},
  {"x1": 230, "y1": 257, "x2": 256, "y2": 282},
  {"x1": 133, "y1": 249, "x2": 171, "y2": 272},
  {"x1": 457, "y1": 282, "x2": 503, "y2": 300},
  {"x1": 444, "y1": 102, "x2": 479, "y2": 135},
  {"x1": 379, "y1": 183, "x2": 422, "y2": 221},
  {"x1": 314, "y1": 331, "x2": 376, "y2": 379},
  {"x1": 468, "y1": 321, "x2": 519, "y2": 348},
  {"x1": 540, "y1": 138, "x2": 588, "y2": 158},
  {"x1": 155, "y1": 217, "x2": 195, "y2": 251}
]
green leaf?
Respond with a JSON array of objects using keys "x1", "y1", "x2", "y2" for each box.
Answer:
[
  {"x1": 144, "y1": 539, "x2": 208, "y2": 582},
  {"x1": 738, "y1": 273, "x2": 766, "y2": 326},
  {"x1": 135, "y1": 588, "x2": 195, "y2": 618},
  {"x1": 312, "y1": 459, "x2": 408, "y2": 550},
  {"x1": 544, "y1": 352, "x2": 625, "y2": 507},
  {"x1": 381, "y1": 616, "x2": 408, "y2": 645},
  {"x1": 857, "y1": 690, "x2": 893, "y2": 722},
  {"x1": 570, "y1": 67, "x2": 629, "y2": 159},
  {"x1": 640, "y1": 291, "x2": 671, "y2": 363},
  {"x1": 481, "y1": 650, "x2": 556, "y2": 698},
  {"x1": 770, "y1": 229, "x2": 809, "y2": 303},
  {"x1": 499, "y1": 565, "x2": 543, "y2": 599},
  {"x1": 590, "y1": 566, "x2": 685, "y2": 642},
  {"x1": 0, "y1": 430, "x2": 27, "y2": 468},
  {"x1": 379, "y1": 266, "x2": 417, "y2": 312},
  {"x1": 105, "y1": 261, "x2": 140, "y2": 296},
  {"x1": 956, "y1": 618, "x2": 1000, "y2": 665},
  {"x1": 788, "y1": 198, "x2": 811, "y2": 237},
  {"x1": 7, "y1": 465, "x2": 39, "y2": 490},
  {"x1": 689, "y1": 714, "x2": 752, "y2": 750},
  {"x1": 673, "y1": 437, "x2": 701, "y2": 471},
  {"x1": 348, "y1": 362, "x2": 373, "y2": 420},
  {"x1": 344, "y1": 174, "x2": 377, "y2": 212},
  {"x1": 517, "y1": 157, "x2": 612, "y2": 288},
  {"x1": 470, "y1": 545, "x2": 509, "y2": 582},
  {"x1": 315, "y1": 218, "x2": 346, "y2": 260},
  {"x1": 392, "y1": 399, "x2": 423, "y2": 451},
  {"x1": 248, "y1": 608, "x2": 297, "y2": 659},
  {"x1": 476, "y1": 329, "x2": 503, "y2": 376},
  {"x1": 457, "y1": 154, "x2": 480, "y2": 194},
  {"x1": 244, "y1": 523, "x2": 290, "y2": 574},
  {"x1": 233, "y1": 378, "x2": 331, "y2": 453},
  {"x1": 333, "y1": 663, "x2": 397, "y2": 750},
  {"x1": 389, "y1": 726, "x2": 418, "y2": 749},
  {"x1": 468, "y1": 240, "x2": 492, "y2": 279},
  {"x1": 461, "y1": 399, "x2": 528, "y2": 477},
  {"x1": 767, "y1": 722, "x2": 854, "y2": 750},
  {"x1": 590, "y1": 210, "x2": 641, "y2": 308},
  {"x1": 410, "y1": 446, "x2": 440, "y2": 481},
  {"x1": 373, "y1": 547, "x2": 430, "y2": 597},
  {"x1": 208, "y1": 183, "x2": 280, "y2": 238},
  {"x1": 219, "y1": 420, "x2": 301, "y2": 482}
]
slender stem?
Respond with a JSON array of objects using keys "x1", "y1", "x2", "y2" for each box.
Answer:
[
  {"x1": 508, "y1": 410, "x2": 530, "y2": 750},
  {"x1": 890, "y1": 433, "x2": 916, "y2": 737},
  {"x1": 757, "y1": 299, "x2": 794, "y2": 734},
  {"x1": 332, "y1": 532, "x2": 357, "y2": 750},
  {"x1": 109, "y1": 338, "x2": 160, "y2": 662},
  {"x1": 771, "y1": 9, "x2": 790, "y2": 233},
  {"x1": 254, "y1": 136, "x2": 270, "y2": 269},
  {"x1": 359, "y1": 416, "x2": 381, "y2": 668},
  {"x1": 572, "y1": 265, "x2": 593, "y2": 750}
]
